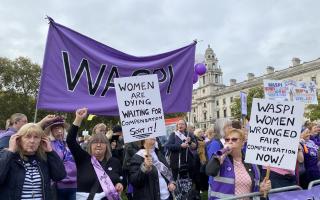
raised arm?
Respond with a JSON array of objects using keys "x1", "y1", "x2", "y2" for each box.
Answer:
[{"x1": 66, "y1": 108, "x2": 89, "y2": 163}]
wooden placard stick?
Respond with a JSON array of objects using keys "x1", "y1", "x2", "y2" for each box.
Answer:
[{"x1": 263, "y1": 166, "x2": 271, "y2": 198}]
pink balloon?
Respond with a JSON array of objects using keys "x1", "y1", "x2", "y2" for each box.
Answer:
[
  {"x1": 193, "y1": 73, "x2": 198, "y2": 84},
  {"x1": 195, "y1": 63, "x2": 206, "y2": 75}
]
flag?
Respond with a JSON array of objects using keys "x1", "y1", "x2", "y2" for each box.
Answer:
[
  {"x1": 37, "y1": 17, "x2": 196, "y2": 116},
  {"x1": 240, "y1": 91, "x2": 247, "y2": 116},
  {"x1": 87, "y1": 114, "x2": 96, "y2": 121}
]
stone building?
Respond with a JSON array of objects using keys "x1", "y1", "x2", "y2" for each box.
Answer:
[{"x1": 189, "y1": 45, "x2": 320, "y2": 129}]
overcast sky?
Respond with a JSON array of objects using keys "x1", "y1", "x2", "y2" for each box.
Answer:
[{"x1": 1, "y1": 0, "x2": 320, "y2": 84}]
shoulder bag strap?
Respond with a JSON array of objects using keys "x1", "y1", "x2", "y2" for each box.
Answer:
[{"x1": 178, "y1": 152, "x2": 181, "y2": 180}]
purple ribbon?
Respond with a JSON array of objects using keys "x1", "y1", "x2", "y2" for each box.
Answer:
[{"x1": 91, "y1": 156, "x2": 121, "y2": 200}]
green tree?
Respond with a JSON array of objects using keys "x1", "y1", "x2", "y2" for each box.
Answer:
[
  {"x1": 0, "y1": 57, "x2": 41, "y2": 129},
  {"x1": 231, "y1": 86, "x2": 264, "y2": 120},
  {"x1": 1, "y1": 57, "x2": 41, "y2": 96},
  {"x1": 305, "y1": 95, "x2": 320, "y2": 121}
]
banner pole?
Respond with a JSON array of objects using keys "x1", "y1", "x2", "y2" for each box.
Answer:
[
  {"x1": 241, "y1": 115, "x2": 245, "y2": 128},
  {"x1": 33, "y1": 106, "x2": 38, "y2": 123}
]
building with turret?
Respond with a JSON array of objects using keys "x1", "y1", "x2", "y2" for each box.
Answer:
[{"x1": 189, "y1": 45, "x2": 320, "y2": 129}]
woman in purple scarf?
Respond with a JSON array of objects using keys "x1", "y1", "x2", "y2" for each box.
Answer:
[
  {"x1": 67, "y1": 108, "x2": 125, "y2": 200},
  {"x1": 45, "y1": 117, "x2": 77, "y2": 200}
]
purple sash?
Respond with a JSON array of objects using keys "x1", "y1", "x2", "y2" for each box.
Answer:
[{"x1": 91, "y1": 156, "x2": 121, "y2": 200}]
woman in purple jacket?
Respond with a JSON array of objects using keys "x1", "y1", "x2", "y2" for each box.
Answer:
[{"x1": 206, "y1": 128, "x2": 271, "y2": 199}]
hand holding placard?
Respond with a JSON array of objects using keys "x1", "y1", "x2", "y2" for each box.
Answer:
[{"x1": 262, "y1": 166, "x2": 271, "y2": 198}]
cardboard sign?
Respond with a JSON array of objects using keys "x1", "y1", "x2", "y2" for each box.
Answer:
[
  {"x1": 114, "y1": 74, "x2": 166, "y2": 143},
  {"x1": 245, "y1": 98, "x2": 304, "y2": 170},
  {"x1": 264, "y1": 79, "x2": 318, "y2": 104},
  {"x1": 263, "y1": 80, "x2": 287, "y2": 101}
]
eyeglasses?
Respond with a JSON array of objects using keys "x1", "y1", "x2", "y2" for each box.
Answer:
[
  {"x1": 92, "y1": 141, "x2": 107, "y2": 145},
  {"x1": 225, "y1": 138, "x2": 240, "y2": 142}
]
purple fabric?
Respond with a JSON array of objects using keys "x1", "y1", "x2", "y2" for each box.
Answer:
[
  {"x1": 206, "y1": 139, "x2": 223, "y2": 192},
  {"x1": 91, "y1": 156, "x2": 120, "y2": 200},
  {"x1": 304, "y1": 140, "x2": 319, "y2": 171},
  {"x1": 269, "y1": 189, "x2": 314, "y2": 200},
  {"x1": 127, "y1": 183, "x2": 134, "y2": 193},
  {"x1": 51, "y1": 140, "x2": 77, "y2": 189},
  {"x1": 311, "y1": 134, "x2": 320, "y2": 146},
  {"x1": 310, "y1": 185, "x2": 320, "y2": 197},
  {"x1": 0, "y1": 127, "x2": 17, "y2": 139},
  {"x1": 240, "y1": 91, "x2": 247, "y2": 116},
  {"x1": 37, "y1": 18, "x2": 196, "y2": 116}
]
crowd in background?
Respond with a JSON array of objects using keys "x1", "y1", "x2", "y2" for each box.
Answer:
[{"x1": 0, "y1": 110, "x2": 319, "y2": 200}]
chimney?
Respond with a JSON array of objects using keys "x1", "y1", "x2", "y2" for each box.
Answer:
[
  {"x1": 247, "y1": 73, "x2": 255, "y2": 80},
  {"x1": 230, "y1": 79, "x2": 237, "y2": 86},
  {"x1": 266, "y1": 66, "x2": 274, "y2": 74},
  {"x1": 292, "y1": 57, "x2": 301, "y2": 66}
]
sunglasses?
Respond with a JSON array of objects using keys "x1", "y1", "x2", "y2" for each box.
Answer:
[{"x1": 225, "y1": 137, "x2": 240, "y2": 142}]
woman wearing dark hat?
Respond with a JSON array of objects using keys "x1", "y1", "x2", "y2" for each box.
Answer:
[
  {"x1": 67, "y1": 108, "x2": 125, "y2": 200},
  {"x1": 45, "y1": 117, "x2": 77, "y2": 200}
]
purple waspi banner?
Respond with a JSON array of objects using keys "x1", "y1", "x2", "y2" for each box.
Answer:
[{"x1": 37, "y1": 18, "x2": 196, "y2": 116}]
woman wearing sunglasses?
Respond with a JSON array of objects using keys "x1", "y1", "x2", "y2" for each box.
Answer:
[{"x1": 206, "y1": 128, "x2": 271, "y2": 200}]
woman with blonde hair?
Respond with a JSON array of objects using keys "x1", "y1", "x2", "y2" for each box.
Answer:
[
  {"x1": 206, "y1": 128, "x2": 271, "y2": 199},
  {"x1": 194, "y1": 128, "x2": 206, "y2": 164},
  {"x1": 0, "y1": 123, "x2": 66, "y2": 200},
  {"x1": 205, "y1": 128, "x2": 215, "y2": 141},
  {"x1": 92, "y1": 123, "x2": 107, "y2": 135}
]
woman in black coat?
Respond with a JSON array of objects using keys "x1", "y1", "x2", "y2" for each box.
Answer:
[
  {"x1": 0, "y1": 123, "x2": 66, "y2": 200},
  {"x1": 165, "y1": 119, "x2": 197, "y2": 180},
  {"x1": 129, "y1": 138, "x2": 176, "y2": 200},
  {"x1": 66, "y1": 108, "x2": 125, "y2": 200}
]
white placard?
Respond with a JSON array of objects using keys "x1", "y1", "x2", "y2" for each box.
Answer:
[
  {"x1": 245, "y1": 98, "x2": 304, "y2": 170},
  {"x1": 114, "y1": 74, "x2": 166, "y2": 143},
  {"x1": 264, "y1": 79, "x2": 318, "y2": 104}
]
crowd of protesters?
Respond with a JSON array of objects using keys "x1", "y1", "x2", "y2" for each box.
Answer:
[{"x1": 0, "y1": 109, "x2": 319, "y2": 200}]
